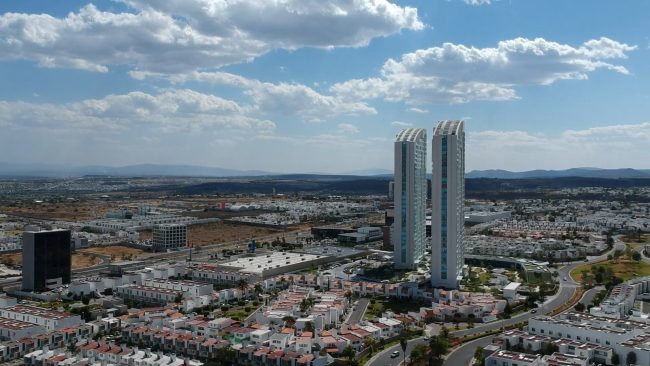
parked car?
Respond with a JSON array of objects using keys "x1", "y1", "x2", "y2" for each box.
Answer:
[{"x1": 391, "y1": 351, "x2": 400, "y2": 358}]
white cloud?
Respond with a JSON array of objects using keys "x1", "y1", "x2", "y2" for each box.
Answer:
[
  {"x1": 467, "y1": 122, "x2": 650, "y2": 171},
  {"x1": 331, "y1": 37, "x2": 636, "y2": 104},
  {"x1": 391, "y1": 121, "x2": 412, "y2": 128},
  {"x1": 408, "y1": 107, "x2": 428, "y2": 113},
  {"x1": 132, "y1": 70, "x2": 376, "y2": 119},
  {"x1": 337, "y1": 123, "x2": 360, "y2": 134},
  {"x1": 0, "y1": 1, "x2": 422, "y2": 73},
  {"x1": 464, "y1": 0, "x2": 493, "y2": 5},
  {"x1": 0, "y1": 89, "x2": 275, "y2": 133}
]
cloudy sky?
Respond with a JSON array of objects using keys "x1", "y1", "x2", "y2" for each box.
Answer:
[{"x1": 1, "y1": 0, "x2": 649, "y2": 173}]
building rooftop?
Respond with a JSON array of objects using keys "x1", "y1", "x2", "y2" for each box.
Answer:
[
  {"x1": 218, "y1": 252, "x2": 327, "y2": 275},
  {"x1": 2, "y1": 305, "x2": 76, "y2": 320},
  {"x1": 434, "y1": 120, "x2": 464, "y2": 136},
  {"x1": 396, "y1": 128, "x2": 426, "y2": 142},
  {"x1": 0, "y1": 316, "x2": 42, "y2": 330}
]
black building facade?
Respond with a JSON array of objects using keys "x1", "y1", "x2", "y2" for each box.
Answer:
[{"x1": 22, "y1": 229, "x2": 72, "y2": 292}]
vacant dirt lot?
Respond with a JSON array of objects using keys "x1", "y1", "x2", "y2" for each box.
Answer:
[
  {"x1": 78, "y1": 246, "x2": 145, "y2": 261},
  {"x1": 189, "y1": 222, "x2": 284, "y2": 246},
  {"x1": 0, "y1": 201, "x2": 112, "y2": 221},
  {"x1": 0, "y1": 252, "x2": 102, "y2": 269}
]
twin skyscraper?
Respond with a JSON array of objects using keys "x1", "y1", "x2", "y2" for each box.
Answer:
[{"x1": 393, "y1": 120, "x2": 465, "y2": 289}]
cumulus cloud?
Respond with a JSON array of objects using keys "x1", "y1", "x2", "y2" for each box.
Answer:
[
  {"x1": 467, "y1": 122, "x2": 650, "y2": 171},
  {"x1": 0, "y1": 89, "x2": 275, "y2": 132},
  {"x1": 132, "y1": 70, "x2": 376, "y2": 119},
  {"x1": 0, "y1": 1, "x2": 422, "y2": 73},
  {"x1": 331, "y1": 37, "x2": 636, "y2": 104}
]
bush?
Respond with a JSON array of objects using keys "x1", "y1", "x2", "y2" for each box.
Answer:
[
  {"x1": 252, "y1": 300, "x2": 259, "y2": 306},
  {"x1": 221, "y1": 305, "x2": 229, "y2": 312},
  {"x1": 237, "y1": 300, "x2": 246, "y2": 306},
  {"x1": 245, "y1": 306, "x2": 251, "y2": 312}
]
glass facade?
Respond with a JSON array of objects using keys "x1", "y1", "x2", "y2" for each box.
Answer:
[
  {"x1": 431, "y1": 120, "x2": 465, "y2": 289},
  {"x1": 394, "y1": 128, "x2": 427, "y2": 269},
  {"x1": 400, "y1": 142, "x2": 407, "y2": 263},
  {"x1": 441, "y1": 136, "x2": 448, "y2": 280}
]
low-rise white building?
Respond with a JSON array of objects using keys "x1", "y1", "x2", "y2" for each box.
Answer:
[
  {"x1": 0, "y1": 305, "x2": 84, "y2": 331},
  {"x1": 485, "y1": 350, "x2": 542, "y2": 366},
  {"x1": 116, "y1": 284, "x2": 181, "y2": 306}
]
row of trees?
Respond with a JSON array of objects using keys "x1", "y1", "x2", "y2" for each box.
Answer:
[{"x1": 404, "y1": 327, "x2": 451, "y2": 366}]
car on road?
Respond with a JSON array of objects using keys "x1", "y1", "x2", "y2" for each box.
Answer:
[
  {"x1": 391, "y1": 351, "x2": 400, "y2": 358},
  {"x1": 530, "y1": 309, "x2": 537, "y2": 313},
  {"x1": 563, "y1": 277, "x2": 568, "y2": 281}
]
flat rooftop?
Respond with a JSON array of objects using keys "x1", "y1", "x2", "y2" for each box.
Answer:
[
  {"x1": 2, "y1": 305, "x2": 75, "y2": 320},
  {"x1": 0, "y1": 316, "x2": 42, "y2": 330},
  {"x1": 218, "y1": 252, "x2": 328, "y2": 274}
]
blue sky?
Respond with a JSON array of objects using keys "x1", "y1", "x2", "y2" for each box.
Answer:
[{"x1": 1, "y1": 0, "x2": 649, "y2": 173}]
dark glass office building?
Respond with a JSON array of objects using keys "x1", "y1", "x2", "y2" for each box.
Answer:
[{"x1": 22, "y1": 229, "x2": 72, "y2": 292}]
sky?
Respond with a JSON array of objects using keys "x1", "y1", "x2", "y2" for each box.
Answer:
[{"x1": 0, "y1": 0, "x2": 649, "y2": 173}]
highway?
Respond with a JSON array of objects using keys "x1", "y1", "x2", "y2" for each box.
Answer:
[{"x1": 367, "y1": 240, "x2": 626, "y2": 366}]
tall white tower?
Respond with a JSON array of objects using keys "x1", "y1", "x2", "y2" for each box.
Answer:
[
  {"x1": 393, "y1": 128, "x2": 427, "y2": 269},
  {"x1": 431, "y1": 120, "x2": 465, "y2": 289}
]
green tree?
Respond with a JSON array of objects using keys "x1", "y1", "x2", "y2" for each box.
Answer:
[
  {"x1": 237, "y1": 278, "x2": 249, "y2": 296},
  {"x1": 429, "y1": 335, "x2": 449, "y2": 362},
  {"x1": 409, "y1": 343, "x2": 428, "y2": 365},
  {"x1": 503, "y1": 302, "x2": 513, "y2": 318},
  {"x1": 363, "y1": 336, "x2": 376, "y2": 355},
  {"x1": 632, "y1": 251, "x2": 642, "y2": 261},
  {"x1": 304, "y1": 321, "x2": 314, "y2": 333},
  {"x1": 67, "y1": 340, "x2": 79, "y2": 354},
  {"x1": 282, "y1": 315, "x2": 296, "y2": 327},
  {"x1": 574, "y1": 302, "x2": 586, "y2": 312},
  {"x1": 342, "y1": 345, "x2": 356, "y2": 365},
  {"x1": 472, "y1": 346, "x2": 485, "y2": 366},
  {"x1": 400, "y1": 335, "x2": 408, "y2": 366}
]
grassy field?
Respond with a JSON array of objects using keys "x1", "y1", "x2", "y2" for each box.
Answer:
[
  {"x1": 364, "y1": 298, "x2": 425, "y2": 320},
  {"x1": 571, "y1": 259, "x2": 650, "y2": 282}
]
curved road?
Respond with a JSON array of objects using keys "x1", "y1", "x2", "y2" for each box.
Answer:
[{"x1": 367, "y1": 240, "x2": 625, "y2": 366}]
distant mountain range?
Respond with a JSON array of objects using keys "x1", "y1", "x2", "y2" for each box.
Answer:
[
  {"x1": 466, "y1": 168, "x2": 650, "y2": 179},
  {"x1": 0, "y1": 163, "x2": 394, "y2": 178},
  {"x1": 1, "y1": 162, "x2": 649, "y2": 179}
]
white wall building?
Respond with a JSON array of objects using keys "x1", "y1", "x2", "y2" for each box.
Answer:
[
  {"x1": 393, "y1": 128, "x2": 427, "y2": 269},
  {"x1": 0, "y1": 305, "x2": 84, "y2": 331},
  {"x1": 152, "y1": 224, "x2": 187, "y2": 252},
  {"x1": 431, "y1": 120, "x2": 465, "y2": 289}
]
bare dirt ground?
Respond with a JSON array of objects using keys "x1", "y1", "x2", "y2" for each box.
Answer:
[
  {"x1": 188, "y1": 222, "x2": 284, "y2": 246},
  {"x1": 78, "y1": 246, "x2": 145, "y2": 261},
  {"x1": 0, "y1": 201, "x2": 112, "y2": 221},
  {"x1": 0, "y1": 252, "x2": 102, "y2": 269}
]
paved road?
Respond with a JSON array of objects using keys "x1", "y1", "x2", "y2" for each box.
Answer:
[
  {"x1": 444, "y1": 336, "x2": 493, "y2": 366},
  {"x1": 367, "y1": 241, "x2": 626, "y2": 366},
  {"x1": 346, "y1": 298, "x2": 370, "y2": 324},
  {"x1": 366, "y1": 336, "x2": 430, "y2": 366},
  {"x1": 438, "y1": 242, "x2": 626, "y2": 366},
  {"x1": 579, "y1": 285, "x2": 605, "y2": 307}
]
